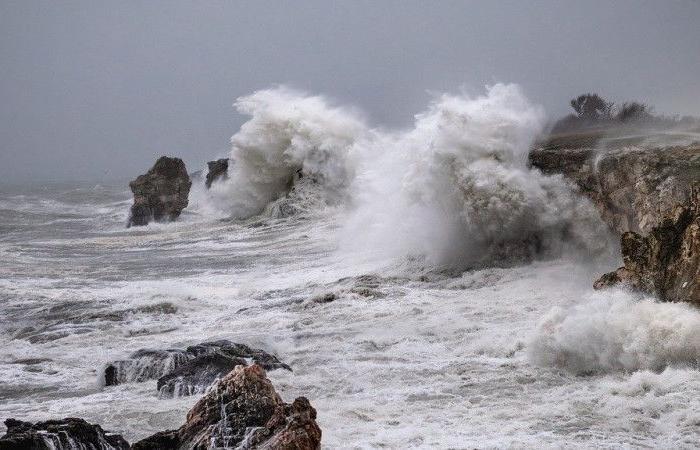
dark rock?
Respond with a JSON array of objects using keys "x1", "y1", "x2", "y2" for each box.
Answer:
[
  {"x1": 103, "y1": 340, "x2": 290, "y2": 397},
  {"x1": 128, "y1": 156, "x2": 192, "y2": 227},
  {"x1": 103, "y1": 348, "x2": 190, "y2": 387},
  {"x1": 595, "y1": 184, "x2": 700, "y2": 304},
  {"x1": 131, "y1": 430, "x2": 179, "y2": 450},
  {"x1": 529, "y1": 131, "x2": 700, "y2": 234},
  {"x1": 205, "y1": 158, "x2": 229, "y2": 188},
  {"x1": 134, "y1": 365, "x2": 321, "y2": 450},
  {"x1": 157, "y1": 342, "x2": 292, "y2": 397},
  {"x1": 0, "y1": 418, "x2": 129, "y2": 450}
]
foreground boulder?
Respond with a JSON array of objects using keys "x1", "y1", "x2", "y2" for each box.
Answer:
[
  {"x1": 529, "y1": 130, "x2": 700, "y2": 234},
  {"x1": 595, "y1": 184, "x2": 700, "y2": 304},
  {"x1": 205, "y1": 158, "x2": 229, "y2": 188},
  {"x1": 0, "y1": 418, "x2": 129, "y2": 450},
  {"x1": 104, "y1": 340, "x2": 291, "y2": 397},
  {"x1": 128, "y1": 156, "x2": 192, "y2": 227},
  {"x1": 133, "y1": 365, "x2": 321, "y2": 450}
]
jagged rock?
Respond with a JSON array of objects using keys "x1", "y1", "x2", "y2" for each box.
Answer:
[
  {"x1": 595, "y1": 185, "x2": 700, "y2": 304},
  {"x1": 131, "y1": 430, "x2": 179, "y2": 450},
  {"x1": 104, "y1": 348, "x2": 190, "y2": 387},
  {"x1": 128, "y1": 156, "x2": 192, "y2": 227},
  {"x1": 103, "y1": 340, "x2": 290, "y2": 397},
  {"x1": 133, "y1": 365, "x2": 321, "y2": 450},
  {"x1": 529, "y1": 130, "x2": 700, "y2": 234},
  {"x1": 0, "y1": 418, "x2": 129, "y2": 450},
  {"x1": 205, "y1": 158, "x2": 229, "y2": 188}
]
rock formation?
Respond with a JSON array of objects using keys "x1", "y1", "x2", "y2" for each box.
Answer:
[
  {"x1": 104, "y1": 340, "x2": 291, "y2": 397},
  {"x1": 594, "y1": 184, "x2": 700, "y2": 304},
  {"x1": 3, "y1": 366, "x2": 321, "y2": 450},
  {"x1": 0, "y1": 418, "x2": 129, "y2": 450},
  {"x1": 529, "y1": 130, "x2": 700, "y2": 234},
  {"x1": 205, "y1": 158, "x2": 229, "y2": 188},
  {"x1": 128, "y1": 156, "x2": 192, "y2": 227},
  {"x1": 133, "y1": 365, "x2": 322, "y2": 450}
]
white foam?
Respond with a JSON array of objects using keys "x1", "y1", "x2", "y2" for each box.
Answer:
[{"x1": 529, "y1": 290, "x2": 700, "y2": 374}]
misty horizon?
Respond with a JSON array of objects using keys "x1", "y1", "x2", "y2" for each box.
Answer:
[{"x1": 2, "y1": 1, "x2": 700, "y2": 183}]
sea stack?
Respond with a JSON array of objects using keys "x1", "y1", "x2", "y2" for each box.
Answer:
[
  {"x1": 128, "y1": 156, "x2": 192, "y2": 227},
  {"x1": 205, "y1": 158, "x2": 229, "y2": 188}
]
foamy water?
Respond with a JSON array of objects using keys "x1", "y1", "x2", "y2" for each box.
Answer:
[{"x1": 2, "y1": 85, "x2": 700, "y2": 449}]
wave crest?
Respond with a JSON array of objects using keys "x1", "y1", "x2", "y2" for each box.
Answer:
[
  {"x1": 210, "y1": 86, "x2": 366, "y2": 218},
  {"x1": 529, "y1": 291, "x2": 700, "y2": 374}
]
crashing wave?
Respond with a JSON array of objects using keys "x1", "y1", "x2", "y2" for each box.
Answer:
[
  {"x1": 209, "y1": 86, "x2": 367, "y2": 219},
  {"x1": 529, "y1": 290, "x2": 700, "y2": 374},
  {"x1": 203, "y1": 84, "x2": 612, "y2": 268},
  {"x1": 342, "y1": 84, "x2": 612, "y2": 268}
]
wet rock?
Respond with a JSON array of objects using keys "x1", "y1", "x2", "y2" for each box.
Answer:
[
  {"x1": 103, "y1": 340, "x2": 290, "y2": 397},
  {"x1": 0, "y1": 418, "x2": 129, "y2": 450},
  {"x1": 595, "y1": 184, "x2": 700, "y2": 304},
  {"x1": 128, "y1": 156, "x2": 192, "y2": 227},
  {"x1": 104, "y1": 348, "x2": 190, "y2": 387},
  {"x1": 529, "y1": 131, "x2": 700, "y2": 234},
  {"x1": 130, "y1": 430, "x2": 179, "y2": 450},
  {"x1": 205, "y1": 158, "x2": 229, "y2": 188},
  {"x1": 133, "y1": 365, "x2": 321, "y2": 450},
  {"x1": 157, "y1": 342, "x2": 291, "y2": 397}
]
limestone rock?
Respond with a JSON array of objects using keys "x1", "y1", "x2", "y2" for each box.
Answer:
[
  {"x1": 595, "y1": 185, "x2": 700, "y2": 304},
  {"x1": 529, "y1": 131, "x2": 700, "y2": 234}
]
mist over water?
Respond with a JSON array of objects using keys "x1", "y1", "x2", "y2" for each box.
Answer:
[{"x1": 2, "y1": 84, "x2": 700, "y2": 448}]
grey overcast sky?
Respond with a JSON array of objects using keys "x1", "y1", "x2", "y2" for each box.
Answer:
[{"x1": 1, "y1": 1, "x2": 699, "y2": 183}]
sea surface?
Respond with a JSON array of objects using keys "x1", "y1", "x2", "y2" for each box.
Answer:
[
  {"x1": 3, "y1": 84, "x2": 700, "y2": 449},
  {"x1": 2, "y1": 180, "x2": 700, "y2": 449}
]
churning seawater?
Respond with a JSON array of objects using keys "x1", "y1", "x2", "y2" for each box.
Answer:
[{"x1": 3, "y1": 84, "x2": 700, "y2": 449}]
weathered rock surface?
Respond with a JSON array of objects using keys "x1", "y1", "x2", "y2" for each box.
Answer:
[
  {"x1": 103, "y1": 340, "x2": 290, "y2": 397},
  {"x1": 205, "y1": 158, "x2": 229, "y2": 188},
  {"x1": 133, "y1": 365, "x2": 321, "y2": 450},
  {"x1": 595, "y1": 184, "x2": 700, "y2": 304},
  {"x1": 0, "y1": 418, "x2": 129, "y2": 450},
  {"x1": 529, "y1": 130, "x2": 700, "y2": 234},
  {"x1": 128, "y1": 156, "x2": 192, "y2": 227}
]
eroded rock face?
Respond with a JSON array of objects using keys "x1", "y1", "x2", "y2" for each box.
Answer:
[
  {"x1": 205, "y1": 158, "x2": 229, "y2": 188},
  {"x1": 128, "y1": 156, "x2": 192, "y2": 227},
  {"x1": 133, "y1": 365, "x2": 321, "y2": 450},
  {"x1": 529, "y1": 131, "x2": 700, "y2": 234},
  {"x1": 103, "y1": 340, "x2": 290, "y2": 397},
  {"x1": 595, "y1": 185, "x2": 700, "y2": 304},
  {"x1": 0, "y1": 418, "x2": 129, "y2": 450}
]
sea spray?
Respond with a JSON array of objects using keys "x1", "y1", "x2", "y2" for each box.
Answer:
[
  {"x1": 342, "y1": 84, "x2": 612, "y2": 268},
  {"x1": 209, "y1": 86, "x2": 367, "y2": 218},
  {"x1": 529, "y1": 289, "x2": 700, "y2": 374}
]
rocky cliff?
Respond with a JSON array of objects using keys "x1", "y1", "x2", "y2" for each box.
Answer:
[
  {"x1": 128, "y1": 156, "x2": 192, "y2": 227},
  {"x1": 530, "y1": 129, "x2": 700, "y2": 304},
  {"x1": 529, "y1": 129, "x2": 700, "y2": 234},
  {"x1": 594, "y1": 184, "x2": 699, "y2": 305}
]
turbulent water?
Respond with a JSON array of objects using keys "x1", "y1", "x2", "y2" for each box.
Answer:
[{"x1": 3, "y1": 85, "x2": 700, "y2": 448}]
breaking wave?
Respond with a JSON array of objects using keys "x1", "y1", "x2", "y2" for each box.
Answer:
[
  {"x1": 209, "y1": 86, "x2": 366, "y2": 218},
  {"x1": 205, "y1": 84, "x2": 612, "y2": 268},
  {"x1": 529, "y1": 290, "x2": 700, "y2": 374},
  {"x1": 342, "y1": 84, "x2": 612, "y2": 268}
]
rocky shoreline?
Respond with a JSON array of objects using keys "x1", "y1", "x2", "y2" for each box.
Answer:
[
  {"x1": 0, "y1": 365, "x2": 321, "y2": 450},
  {"x1": 530, "y1": 129, "x2": 700, "y2": 305},
  {"x1": 5, "y1": 128, "x2": 697, "y2": 449}
]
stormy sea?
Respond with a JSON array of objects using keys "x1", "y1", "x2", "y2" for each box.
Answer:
[{"x1": 2, "y1": 85, "x2": 700, "y2": 448}]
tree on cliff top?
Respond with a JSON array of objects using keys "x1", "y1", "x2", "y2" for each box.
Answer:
[{"x1": 570, "y1": 93, "x2": 614, "y2": 121}]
